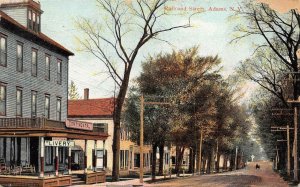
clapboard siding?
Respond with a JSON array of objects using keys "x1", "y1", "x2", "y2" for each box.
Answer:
[
  {"x1": 0, "y1": 26, "x2": 68, "y2": 121},
  {"x1": 1, "y1": 7, "x2": 28, "y2": 27}
]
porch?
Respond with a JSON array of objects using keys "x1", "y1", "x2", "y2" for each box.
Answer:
[{"x1": 0, "y1": 117, "x2": 108, "y2": 186}]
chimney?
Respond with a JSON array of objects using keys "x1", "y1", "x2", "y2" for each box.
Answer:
[{"x1": 84, "y1": 88, "x2": 89, "y2": 100}]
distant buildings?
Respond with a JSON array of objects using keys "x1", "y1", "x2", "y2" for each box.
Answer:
[{"x1": 68, "y1": 88, "x2": 153, "y2": 175}]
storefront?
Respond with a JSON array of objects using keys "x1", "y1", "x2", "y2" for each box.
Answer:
[{"x1": 0, "y1": 117, "x2": 108, "y2": 187}]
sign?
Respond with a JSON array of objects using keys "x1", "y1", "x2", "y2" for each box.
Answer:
[
  {"x1": 52, "y1": 137, "x2": 67, "y2": 141},
  {"x1": 66, "y1": 119, "x2": 93, "y2": 131},
  {"x1": 45, "y1": 140, "x2": 75, "y2": 147}
]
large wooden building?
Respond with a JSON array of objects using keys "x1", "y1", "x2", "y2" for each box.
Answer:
[{"x1": 0, "y1": 0, "x2": 108, "y2": 186}]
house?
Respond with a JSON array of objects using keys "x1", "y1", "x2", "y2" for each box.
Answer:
[
  {"x1": 0, "y1": 0, "x2": 107, "y2": 186},
  {"x1": 68, "y1": 89, "x2": 153, "y2": 176}
]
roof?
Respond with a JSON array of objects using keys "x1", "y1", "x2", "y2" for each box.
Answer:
[
  {"x1": 68, "y1": 98, "x2": 115, "y2": 118},
  {"x1": 0, "y1": 10, "x2": 74, "y2": 56},
  {"x1": 0, "y1": 0, "x2": 42, "y2": 13}
]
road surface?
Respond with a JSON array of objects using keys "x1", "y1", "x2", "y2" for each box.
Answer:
[{"x1": 151, "y1": 161, "x2": 289, "y2": 187}]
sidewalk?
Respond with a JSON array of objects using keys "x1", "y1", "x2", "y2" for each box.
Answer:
[{"x1": 72, "y1": 173, "x2": 193, "y2": 187}]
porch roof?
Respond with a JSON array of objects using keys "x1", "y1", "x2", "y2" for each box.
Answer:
[{"x1": 0, "y1": 118, "x2": 108, "y2": 140}]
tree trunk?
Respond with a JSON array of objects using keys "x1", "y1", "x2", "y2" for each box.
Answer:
[
  {"x1": 210, "y1": 148, "x2": 215, "y2": 173},
  {"x1": 223, "y1": 155, "x2": 227, "y2": 171},
  {"x1": 158, "y1": 143, "x2": 164, "y2": 176},
  {"x1": 112, "y1": 67, "x2": 132, "y2": 181},
  {"x1": 188, "y1": 147, "x2": 195, "y2": 173},
  {"x1": 175, "y1": 146, "x2": 185, "y2": 176},
  {"x1": 151, "y1": 143, "x2": 158, "y2": 180},
  {"x1": 200, "y1": 157, "x2": 206, "y2": 173},
  {"x1": 229, "y1": 154, "x2": 234, "y2": 171},
  {"x1": 216, "y1": 154, "x2": 221, "y2": 173},
  {"x1": 206, "y1": 154, "x2": 211, "y2": 174}
]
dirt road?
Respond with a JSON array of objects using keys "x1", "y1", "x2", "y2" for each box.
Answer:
[{"x1": 151, "y1": 161, "x2": 289, "y2": 187}]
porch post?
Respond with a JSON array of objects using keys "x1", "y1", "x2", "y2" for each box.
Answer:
[
  {"x1": 84, "y1": 140, "x2": 87, "y2": 173},
  {"x1": 68, "y1": 147, "x2": 72, "y2": 175},
  {"x1": 103, "y1": 140, "x2": 106, "y2": 171},
  {"x1": 39, "y1": 137, "x2": 45, "y2": 178},
  {"x1": 148, "y1": 153, "x2": 151, "y2": 170},
  {"x1": 55, "y1": 147, "x2": 59, "y2": 176},
  {"x1": 93, "y1": 140, "x2": 97, "y2": 172}
]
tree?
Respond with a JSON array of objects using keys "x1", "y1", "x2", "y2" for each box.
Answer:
[
  {"x1": 125, "y1": 47, "x2": 223, "y2": 176},
  {"x1": 233, "y1": 2, "x2": 300, "y2": 100},
  {"x1": 76, "y1": 0, "x2": 193, "y2": 180},
  {"x1": 68, "y1": 80, "x2": 80, "y2": 100},
  {"x1": 234, "y1": 1, "x2": 300, "y2": 180}
]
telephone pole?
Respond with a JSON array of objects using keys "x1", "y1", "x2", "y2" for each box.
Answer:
[
  {"x1": 287, "y1": 100, "x2": 300, "y2": 181},
  {"x1": 139, "y1": 95, "x2": 171, "y2": 183},
  {"x1": 196, "y1": 129, "x2": 203, "y2": 174},
  {"x1": 235, "y1": 146, "x2": 238, "y2": 170},
  {"x1": 139, "y1": 95, "x2": 144, "y2": 184},
  {"x1": 271, "y1": 125, "x2": 293, "y2": 177}
]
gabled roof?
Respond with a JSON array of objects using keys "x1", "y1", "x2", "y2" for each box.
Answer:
[
  {"x1": 0, "y1": 10, "x2": 74, "y2": 56},
  {"x1": 68, "y1": 98, "x2": 115, "y2": 118}
]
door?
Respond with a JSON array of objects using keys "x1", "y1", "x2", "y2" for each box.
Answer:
[{"x1": 30, "y1": 137, "x2": 39, "y2": 171}]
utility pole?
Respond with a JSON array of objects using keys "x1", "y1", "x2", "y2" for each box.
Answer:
[
  {"x1": 294, "y1": 106, "x2": 298, "y2": 181},
  {"x1": 286, "y1": 100, "x2": 299, "y2": 182},
  {"x1": 196, "y1": 129, "x2": 203, "y2": 174},
  {"x1": 287, "y1": 125, "x2": 290, "y2": 177},
  {"x1": 139, "y1": 95, "x2": 171, "y2": 183},
  {"x1": 271, "y1": 125, "x2": 293, "y2": 177},
  {"x1": 140, "y1": 95, "x2": 144, "y2": 184},
  {"x1": 235, "y1": 146, "x2": 238, "y2": 170}
]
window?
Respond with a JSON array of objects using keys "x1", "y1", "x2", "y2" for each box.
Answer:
[
  {"x1": 0, "y1": 36, "x2": 7, "y2": 67},
  {"x1": 57, "y1": 59, "x2": 62, "y2": 84},
  {"x1": 58, "y1": 147, "x2": 64, "y2": 163},
  {"x1": 45, "y1": 147, "x2": 53, "y2": 165},
  {"x1": 45, "y1": 55, "x2": 50, "y2": 80},
  {"x1": 44, "y1": 95, "x2": 50, "y2": 119},
  {"x1": 0, "y1": 84, "x2": 6, "y2": 116},
  {"x1": 36, "y1": 15, "x2": 40, "y2": 32},
  {"x1": 28, "y1": 10, "x2": 40, "y2": 32},
  {"x1": 31, "y1": 91, "x2": 37, "y2": 118},
  {"x1": 56, "y1": 97, "x2": 61, "y2": 121},
  {"x1": 33, "y1": 12, "x2": 36, "y2": 31},
  {"x1": 16, "y1": 88, "x2": 22, "y2": 117},
  {"x1": 28, "y1": 10, "x2": 32, "y2": 29},
  {"x1": 31, "y1": 49, "x2": 37, "y2": 77},
  {"x1": 120, "y1": 150, "x2": 129, "y2": 169},
  {"x1": 16, "y1": 43, "x2": 23, "y2": 72}
]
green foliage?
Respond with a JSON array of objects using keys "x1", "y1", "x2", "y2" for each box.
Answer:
[
  {"x1": 123, "y1": 46, "x2": 252, "y2": 159},
  {"x1": 68, "y1": 81, "x2": 80, "y2": 100}
]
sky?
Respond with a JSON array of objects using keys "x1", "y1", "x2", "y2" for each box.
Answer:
[{"x1": 38, "y1": 0, "x2": 297, "y2": 99}]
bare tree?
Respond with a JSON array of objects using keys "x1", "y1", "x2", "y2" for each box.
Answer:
[
  {"x1": 233, "y1": 2, "x2": 300, "y2": 99},
  {"x1": 76, "y1": 0, "x2": 192, "y2": 181},
  {"x1": 237, "y1": 49, "x2": 291, "y2": 106}
]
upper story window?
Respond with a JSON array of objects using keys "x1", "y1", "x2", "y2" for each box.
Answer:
[
  {"x1": 57, "y1": 59, "x2": 62, "y2": 85},
  {"x1": 16, "y1": 88, "x2": 22, "y2": 117},
  {"x1": 31, "y1": 49, "x2": 37, "y2": 77},
  {"x1": 0, "y1": 36, "x2": 7, "y2": 67},
  {"x1": 0, "y1": 84, "x2": 6, "y2": 116},
  {"x1": 44, "y1": 95, "x2": 50, "y2": 119},
  {"x1": 17, "y1": 43, "x2": 23, "y2": 72},
  {"x1": 28, "y1": 10, "x2": 32, "y2": 30},
  {"x1": 31, "y1": 91, "x2": 37, "y2": 118},
  {"x1": 28, "y1": 10, "x2": 40, "y2": 32},
  {"x1": 56, "y1": 97, "x2": 61, "y2": 121},
  {"x1": 45, "y1": 55, "x2": 50, "y2": 80}
]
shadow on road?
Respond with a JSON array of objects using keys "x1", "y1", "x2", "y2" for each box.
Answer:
[{"x1": 194, "y1": 174, "x2": 262, "y2": 187}]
